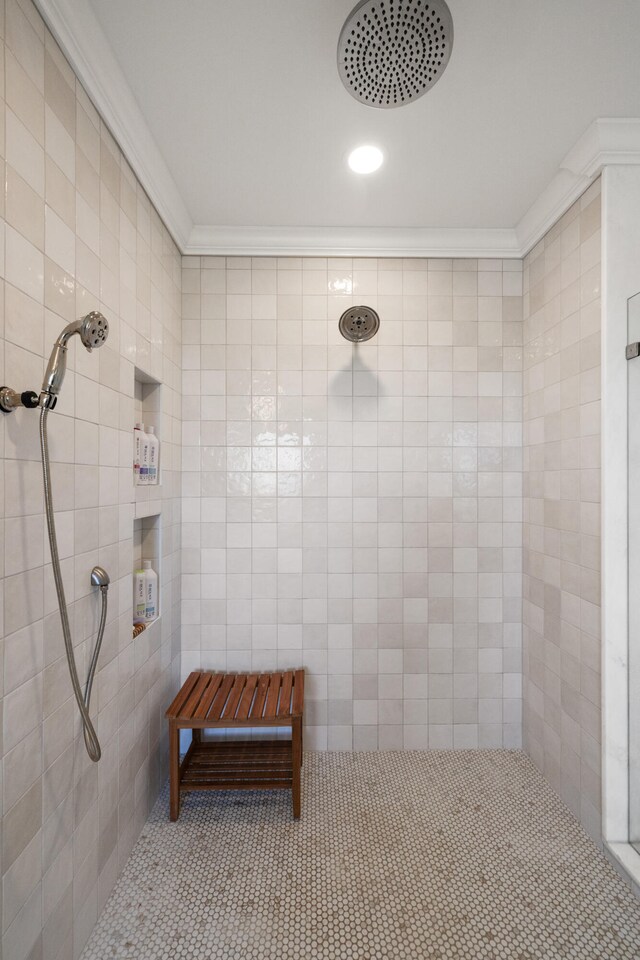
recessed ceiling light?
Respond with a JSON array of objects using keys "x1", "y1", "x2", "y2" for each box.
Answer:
[{"x1": 348, "y1": 144, "x2": 384, "y2": 175}]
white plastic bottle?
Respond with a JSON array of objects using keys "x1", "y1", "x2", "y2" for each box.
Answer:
[
  {"x1": 139, "y1": 425, "x2": 150, "y2": 485},
  {"x1": 133, "y1": 422, "x2": 144, "y2": 483},
  {"x1": 147, "y1": 426, "x2": 159, "y2": 485},
  {"x1": 133, "y1": 567, "x2": 147, "y2": 623},
  {"x1": 143, "y1": 560, "x2": 158, "y2": 621}
]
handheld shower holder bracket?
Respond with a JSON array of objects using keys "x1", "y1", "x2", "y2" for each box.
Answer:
[
  {"x1": 39, "y1": 393, "x2": 58, "y2": 410},
  {"x1": 0, "y1": 386, "x2": 39, "y2": 413}
]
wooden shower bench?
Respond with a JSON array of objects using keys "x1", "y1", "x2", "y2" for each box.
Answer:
[{"x1": 166, "y1": 669, "x2": 304, "y2": 821}]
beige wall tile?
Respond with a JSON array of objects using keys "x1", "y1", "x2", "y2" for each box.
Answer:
[
  {"x1": 0, "y1": 3, "x2": 182, "y2": 958},
  {"x1": 181, "y1": 255, "x2": 523, "y2": 754},
  {"x1": 523, "y1": 179, "x2": 602, "y2": 844}
]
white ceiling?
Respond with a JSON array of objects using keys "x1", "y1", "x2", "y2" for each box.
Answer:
[
  {"x1": 31, "y1": 0, "x2": 640, "y2": 253},
  {"x1": 82, "y1": 0, "x2": 640, "y2": 235}
]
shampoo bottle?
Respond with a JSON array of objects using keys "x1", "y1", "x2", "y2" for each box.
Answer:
[
  {"x1": 143, "y1": 560, "x2": 158, "y2": 621},
  {"x1": 133, "y1": 567, "x2": 146, "y2": 623},
  {"x1": 139, "y1": 425, "x2": 150, "y2": 485},
  {"x1": 133, "y1": 422, "x2": 144, "y2": 482},
  {"x1": 147, "y1": 426, "x2": 159, "y2": 484}
]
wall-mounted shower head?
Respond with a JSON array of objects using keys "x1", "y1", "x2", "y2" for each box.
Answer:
[
  {"x1": 40, "y1": 312, "x2": 109, "y2": 407},
  {"x1": 339, "y1": 305, "x2": 380, "y2": 342}
]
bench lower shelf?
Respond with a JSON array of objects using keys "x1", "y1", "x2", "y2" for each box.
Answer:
[{"x1": 180, "y1": 739, "x2": 294, "y2": 792}]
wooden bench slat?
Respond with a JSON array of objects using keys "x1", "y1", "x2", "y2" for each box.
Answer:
[
  {"x1": 263, "y1": 672, "x2": 282, "y2": 719},
  {"x1": 189, "y1": 743, "x2": 290, "y2": 757},
  {"x1": 189, "y1": 742, "x2": 291, "y2": 763},
  {"x1": 221, "y1": 674, "x2": 246, "y2": 719},
  {"x1": 236, "y1": 674, "x2": 259, "y2": 719},
  {"x1": 166, "y1": 671, "x2": 200, "y2": 718},
  {"x1": 277, "y1": 670, "x2": 294, "y2": 718},
  {"x1": 189, "y1": 754, "x2": 292, "y2": 767},
  {"x1": 181, "y1": 780, "x2": 292, "y2": 792},
  {"x1": 187, "y1": 763, "x2": 292, "y2": 776},
  {"x1": 292, "y1": 669, "x2": 305, "y2": 716},
  {"x1": 249, "y1": 673, "x2": 271, "y2": 719},
  {"x1": 182, "y1": 672, "x2": 215, "y2": 719},
  {"x1": 193, "y1": 673, "x2": 224, "y2": 719},
  {"x1": 207, "y1": 674, "x2": 236, "y2": 721}
]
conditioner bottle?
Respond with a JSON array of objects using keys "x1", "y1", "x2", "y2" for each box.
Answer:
[
  {"x1": 133, "y1": 422, "x2": 144, "y2": 483},
  {"x1": 147, "y1": 426, "x2": 159, "y2": 484},
  {"x1": 139, "y1": 426, "x2": 150, "y2": 485},
  {"x1": 133, "y1": 567, "x2": 146, "y2": 623},
  {"x1": 143, "y1": 560, "x2": 158, "y2": 621}
]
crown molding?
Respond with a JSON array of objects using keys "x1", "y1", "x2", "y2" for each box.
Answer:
[
  {"x1": 187, "y1": 118, "x2": 640, "y2": 257},
  {"x1": 29, "y1": 1, "x2": 640, "y2": 260},
  {"x1": 563, "y1": 117, "x2": 640, "y2": 178},
  {"x1": 186, "y1": 225, "x2": 521, "y2": 258},
  {"x1": 34, "y1": 0, "x2": 193, "y2": 250},
  {"x1": 516, "y1": 118, "x2": 640, "y2": 255}
]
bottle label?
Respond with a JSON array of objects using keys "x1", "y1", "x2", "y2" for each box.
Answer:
[
  {"x1": 148, "y1": 437, "x2": 158, "y2": 484},
  {"x1": 145, "y1": 579, "x2": 156, "y2": 619},
  {"x1": 139, "y1": 440, "x2": 150, "y2": 483},
  {"x1": 134, "y1": 575, "x2": 146, "y2": 620}
]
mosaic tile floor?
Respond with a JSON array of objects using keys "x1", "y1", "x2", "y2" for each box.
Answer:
[{"x1": 81, "y1": 751, "x2": 640, "y2": 959}]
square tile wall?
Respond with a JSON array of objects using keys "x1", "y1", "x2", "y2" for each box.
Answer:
[
  {"x1": 522, "y1": 179, "x2": 602, "y2": 843},
  {"x1": 181, "y1": 256, "x2": 523, "y2": 753},
  {"x1": 0, "y1": 0, "x2": 607, "y2": 955},
  {"x1": 0, "y1": 1, "x2": 182, "y2": 957}
]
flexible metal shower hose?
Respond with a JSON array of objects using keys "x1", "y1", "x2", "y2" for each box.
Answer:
[{"x1": 39, "y1": 405, "x2": 107, "y2": 761}]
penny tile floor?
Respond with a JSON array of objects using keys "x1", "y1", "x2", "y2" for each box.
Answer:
[{"x1": 81, "y1": 751, "x2": 640, "y2": 959}]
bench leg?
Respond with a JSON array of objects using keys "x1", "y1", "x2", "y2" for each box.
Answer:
[
  {"x1": 169, "y1": 720, "x2": 180, "y2": 821},
  {"x1": 292, "y1": 715, "x2": 302, "y2": 820}
]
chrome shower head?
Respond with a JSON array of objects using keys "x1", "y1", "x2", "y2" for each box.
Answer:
[
  {"x1": 338, "y1": 0, "x2": 454, "y2": 109},
  {"x1": 40, "y1": 312, "x2": 109, "y2": 407},
  {"x1": 78, "y1": 311, "x2": 109, "y2": 350},
  {"x1": 339, "y1": 305, "x2": 380, "y2": 342}
]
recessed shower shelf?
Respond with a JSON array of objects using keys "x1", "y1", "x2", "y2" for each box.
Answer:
[
  {"x1": 134, "y1": 615, "x2": 162, "y2": 641},
  {"x1": 134, "y1": 365, "x2": 162, "y2": 490},
  {"x1": 133, "y1": 513, "x2": 161, "y2": 622}
]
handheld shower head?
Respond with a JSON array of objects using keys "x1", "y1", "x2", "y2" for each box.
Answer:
[
  {"x1": 78, "y1": 311, "x2": 109, "y2": 350},
  {"x1": 40, "y1": 312, "x2": 109, "y2": 406}
]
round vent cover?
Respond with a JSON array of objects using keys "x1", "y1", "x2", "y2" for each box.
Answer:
[
  {"x1": 339, "y1": 305, "x2": 380, "y2": 342},
  {"x1": 337, "y1": 0, "x2": 454, "y2": 109}
]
